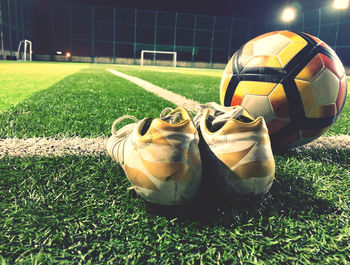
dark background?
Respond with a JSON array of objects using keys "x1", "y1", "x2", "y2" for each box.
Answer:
[
  {"x1": 32, "y1": 0, "x2": 334, "y2": 57},
  {"x1": 53, "y1": 0, "x2": 330, "y2": 18},
  {"x1": 3, "y1": 0, "x2": 349, "y2": 64}
]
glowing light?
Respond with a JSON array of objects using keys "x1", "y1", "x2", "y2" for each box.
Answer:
[
  {"x1": 332, "y1": 0, "x2": 349, "y2": 9},
  {"x1": 281, "y1": 7, "x2": 297, "y2": 22},
  {"x1": 56, "y1": 51, "x2": 62, "y2": 55},
  {"x1": 66, "y1": 52, "x2": 71, "y2": 58}
]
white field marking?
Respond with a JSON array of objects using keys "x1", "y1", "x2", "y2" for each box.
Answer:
[
  {"x1": 0, "y1": 135, "x2": 349, "y2": 158},
  {"x1": 1, "y1": 70, "x2": 349, "y2": 158},
  {"x1": 106, "y1": 69, "x2": 200, "y2": 112},
  {"x1": 0, "y1": 137, "x2": 106, "y2": 158}
]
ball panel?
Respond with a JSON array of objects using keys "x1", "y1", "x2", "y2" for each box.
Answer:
[
  {"x1": 241, "y1": 42, "x2": 254, "y2": 67},
  {"x1": 279, "y1": 31, "x2": 308, "y2": 44},
  {"x1": 268, "y1": 84, "x2": 290, "y2": 119},
  {"x1": 253, "y1": 34, "x2": 291, "y2": 57},
  {"x1": 301, "y1": 127, "x2": 330, "y2": 138},
  {"x1": 267, "y1": 119, "x2": 289, "y2": 134},
  {"x1": 275, "y1": 131, "x2": 300, "y2": 148},
  {"x1": 309, "y1": 104, "x2": 337, "y2": 118},
  {"x1": 250, "y1": 31, "x2": 280, "y2": 42},
  {"x1": 336, "y1": 76, "x2": 347, "y2": 113},
  {"x1": 244, "y1": 55, "x2": 282, "y2": 69},
  {"x1": 295, "y1": 80, "x2": 317, "y2": 118},
  {"x1": 223, "y1": 56, "x2": 234, "y2": 75},
  {"x1": 231, "y1": 82, "x2": 245, "y2": 106},
  {"x1": 311, "y1": 68, "x2": 339, "y2": 105},
  {"x1": 320, "y1": 54, "x2": 345, "y2": 79},
  {"x1": 278, "y1": 42, "x2": 307, "y2": 67},
  {"x1": 295, "y1": 54, "x2": 324, "y2": 81},
  {"x1": 242, "y1": 81, "x2": 278, "y2": 96},
  {"x1": 241, "y1": 95, "x2": 275, "y2": 123}
]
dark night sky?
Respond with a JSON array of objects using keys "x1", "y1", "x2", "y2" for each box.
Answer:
[
  {"x1": 33, "y1": 0, "x2": 332, "y2": 55},
  {"x1": 54, "y1": 0, "x2": 331, "y2": 18}
]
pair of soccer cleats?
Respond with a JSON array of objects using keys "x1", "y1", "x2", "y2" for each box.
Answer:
[{"x1": 106, "y1": 102, "x2": 275, "y2": 206}]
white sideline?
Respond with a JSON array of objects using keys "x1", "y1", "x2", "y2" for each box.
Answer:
[
  {"x1": 0, "y1": 137, "x2": 106, "y2": 158},
  {"x1": 0, "y1": 135, "x2": 349, "y2": 158},
  {"x1": 106, "y1": 69, "x2": 200, "y2": 112},
  {"x1": 0, "y1": 70, "x2": 348, "y2": 158}
]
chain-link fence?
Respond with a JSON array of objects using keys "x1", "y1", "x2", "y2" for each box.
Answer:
[
  {"x1": 269, "y1": 6, "x2": 350, "y2": 65},
  {"x1": 1, "y1": 0, "x2": 350, "y2": 65},
  {"x1": 0, "y1": 0, "x2": 34, "y2": 59},
  {"x1": 47, "y1": 3, "x2": 260, "y2": 66}
]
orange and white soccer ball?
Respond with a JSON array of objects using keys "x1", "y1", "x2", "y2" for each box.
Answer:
[{"x1": 220, "y1": 30, "x2": 347, "y2": 149}]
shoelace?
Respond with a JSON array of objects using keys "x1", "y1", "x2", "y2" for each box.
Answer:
[
  {"x1": 193, "y1": 102, "x2": 244, "y2": 128},
  {"x1": 111, "y1": 115, "x2": 139, "y2": 165},
  {"x1": 159, "y1": 108, "x2": 183, "y2": 124}
]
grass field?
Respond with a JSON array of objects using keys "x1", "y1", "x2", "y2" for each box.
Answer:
[
  {"x1": 0, "y1": 62, "x2": 88, "y2": 112},
  {"x1": 0, "y1": 62, "x2": 349, "y2": 264}
]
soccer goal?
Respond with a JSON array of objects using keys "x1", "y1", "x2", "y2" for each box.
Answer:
[
  {"x1": 140, "y1": 50, "x2": 177, "y2": 67},
  {"x1": 16, "y1": 39, "x2": 32, "y2": 61}
]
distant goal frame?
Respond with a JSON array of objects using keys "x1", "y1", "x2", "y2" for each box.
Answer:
[
  {"x1": 16, "y1": 39, "x2": 32, "y2": 61},
  {"x1": 140, "y1": 50, "x2": 177, "y2": 67}
]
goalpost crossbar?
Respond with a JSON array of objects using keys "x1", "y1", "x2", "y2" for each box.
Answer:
[
  {"x1": 17, "y1": 39, "x2": 32, "y2": 61},
  {"x1": 140, "y1": 50, "x2": 177, "y2": 67}
]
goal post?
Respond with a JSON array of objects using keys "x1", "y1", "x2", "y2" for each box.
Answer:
[
  {"x1": 140, "y1": 50, "x2": 177, "y2": 67},
  {"x1": 17, "y1": 40, "x2": 32, "y2": 61}
]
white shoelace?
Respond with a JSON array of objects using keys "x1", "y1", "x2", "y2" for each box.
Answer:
[
  {"x1": 159, "y1": 108, "x2": 183, "y2": 124},
  {"x1": 193, "y1": 102, "x2": 245, "y2": 128}
]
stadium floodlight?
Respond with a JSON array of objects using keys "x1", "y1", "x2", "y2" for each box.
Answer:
[
  {"x1": 66, "y1": 52, "x2": 71, "y2": 58},
  {"x1": 332, "y1": 0, "x2": 349, "y2": 9},
  {"x1": 140, "y1": 50, "x2": 177, "y2": 67},
  {"x1": 56, "y1": 51, "x2": 62, "y2": 55},
  {"x1": 16, "y1": 40, "x2": 32, "y2": 61},
  {"x1": 281, "y1": 7, "x2": 297, "y2": 22}
]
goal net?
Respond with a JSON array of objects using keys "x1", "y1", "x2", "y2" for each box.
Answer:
[
  {"x1": 141, "y1": 50, "x2": 177, "y2": 67},
  {"x1": 17, "y1": 40, "x2": 32, "y2": 61}
]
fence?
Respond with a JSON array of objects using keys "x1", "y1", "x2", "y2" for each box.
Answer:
[
  {"x1": 1, "y1": 0, "x2": 350, "y2": 65},
  {"x1": 47, "y1": 3, "x2": 261, "y2": 66},
  {"x1": 269, "y1": 6, "x2": 350, "y2": 64},
  {"x1": 0, "y1": 0, "x2": 34, "y2": 59}
]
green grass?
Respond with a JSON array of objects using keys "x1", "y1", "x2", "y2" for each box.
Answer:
[
  {"x1": 112, "y1": 65, "x2": 222, "y2": 104},
  {"x1": 0, "y1": 62, "x2": 349, "y2": 264},
  {"x1": 331, "y1": 77, "x2": 350, "y2": 135},
  {"x1": 0, "y1": 150, "x2": 349, "y2": 264},
  {"x1": 0, "y1": 67, "x2": 175, "y2": 138},
  {"x1": 0, "y1": 62, "x2": 88, "y2": 112},
  {"x1": 113, "y1": 65, "x2": 350, "y2": 136}
]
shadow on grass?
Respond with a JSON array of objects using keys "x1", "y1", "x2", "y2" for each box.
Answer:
[
  {"x1": 145, "y1": 166, "x2": 338, "y2": 227},
  {"x1": 0, "y1": 154, "x2": 341, "y2": 231},
  {"x1": 282, "y1": 147, "x2": 350, "y2": 168},
  {"x1": 0, "y1": 67, "x2": 176, "y2": 138}
]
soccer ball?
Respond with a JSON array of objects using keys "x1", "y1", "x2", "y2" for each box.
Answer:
[{"x1": 220, "y1": 30, "x2": 347, "y2": 149}]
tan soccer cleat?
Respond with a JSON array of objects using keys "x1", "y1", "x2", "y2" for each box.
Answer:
[
  {"x1": 106, "y1": 107, "x2": 202, "y2": 205},
  {"x1": 194, "y1": 102, "x2": 275, "y2": 196}
]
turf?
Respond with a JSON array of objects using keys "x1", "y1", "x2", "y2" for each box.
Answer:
[
  {"x1": 113, "y1": 65, "x2": 350, "y2": 136},
  {"x1": 0, "y1": 62, "x2": 349, "y2": 264},
  {"x1": 0, "y1": 67, "x2": 175, "y2": 138},
  {"x1": 0, "y1": 150, "x2": 349, "y2": 264},
  {"x1": 0, "y1": 62, "x2": 88, "y2": 112},
  {"x1": 112, "y1": 65, "x2": 222, "y2": 104}
]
